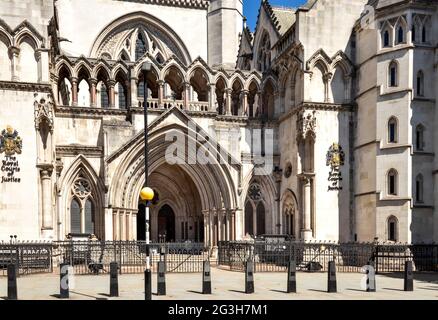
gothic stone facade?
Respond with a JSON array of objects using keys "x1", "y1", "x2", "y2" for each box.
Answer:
[{"x1": 0, "y1": 0, "x2": 437, "y2": 245}]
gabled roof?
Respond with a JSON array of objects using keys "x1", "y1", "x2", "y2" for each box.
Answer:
[{"x1": 262, "y1": 0, "x2": 296, "y2": 36}]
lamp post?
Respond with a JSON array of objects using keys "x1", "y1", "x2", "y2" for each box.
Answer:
[{"x1": 139, "y1": 61, "x2": 154, "y2": 300}]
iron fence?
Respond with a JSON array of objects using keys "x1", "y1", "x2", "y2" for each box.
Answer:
[
  {"x1": 218, "y1": 240, "x2": 438, "y2": 273},
  {"x1": 0, "y1": 242, "x2": 53, "y2": 276},
  {"x1": 1, "y1": 241, "x2": 209, "y2": 276}
]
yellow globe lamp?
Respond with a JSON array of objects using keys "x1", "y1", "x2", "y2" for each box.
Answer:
[{"x1": 140, "y1": 187, "x2": 155, "y2": 201}]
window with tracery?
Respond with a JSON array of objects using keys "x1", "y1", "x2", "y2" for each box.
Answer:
[
  {"x1": 245, "y1": 183, "x2": 266, "y2": 237},
  {"x1": 70, "y1": 174, "x2": 96, "y2": 235}
]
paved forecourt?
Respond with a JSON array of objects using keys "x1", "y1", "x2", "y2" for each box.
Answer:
[{"x1": 0, "y1": 267, "x2": 437, "y2": 300}]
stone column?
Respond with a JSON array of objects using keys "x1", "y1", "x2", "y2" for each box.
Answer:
[
  {"x1": 202, "y1": 211, "x2": 210, "y2": 247},
  {"x1": 40, "y1": 167, "x2": 53, "y2": 231},
  {"x1": 323, "y1": 73, "x2": 332, "y2": 103},
  {"x1": 217, "y1": 209, "x2": 223, "y2": 243},
  {"x1": 109, "y1": 80, "x2": 116, "y2": 108},
  {"x1": 8, "y1": 46, "x2": 20, "y2": 81},
  {"x1": 230, "y1": 211, "x2": 236, "y2": 241},
  {"x1": 241, "y1": 90, "x2": 249, "y2": 116},
  {"x1": 225, "y1": 89, "x2": 232, "y2": 115},
  {"x1": 71, "y1": 77, "x2": 78, "y2": 106},
  {"x1": 130, "y1": 76, "x2": 138, "y2": 108},
  {"x1": 158, "y1": 80, "x2": 165, "y2": 107},
  {"x1": 90, "y1": 78, "x2": 97, "y2": 107},
  {"x1": 36, "y1": 49, "x2": 50, "y2": 83},
  {"x1": 183, "y1": 82, "x2": 191, "y2": 110},
  {"x1": 209, "y1": 83, "x2": 216, "y2": 111},
  {"x1": 226, "y1": 210, "x2": 230, "y2": 241},
  {"x1": 301, "y1": 176, "x2": 313, "y2": 240}
]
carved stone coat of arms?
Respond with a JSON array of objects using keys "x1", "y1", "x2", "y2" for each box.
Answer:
[{"x1": 0, "y1": 126, "x2": 23, "y2": 156}]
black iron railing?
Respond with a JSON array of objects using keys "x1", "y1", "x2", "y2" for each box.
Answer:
[
  {"x1": 218, "y1": 240, "x2": 438, "y2": 273},
  {"x1": 0, "y1": 241, "x2": 209, "y2": 276}
]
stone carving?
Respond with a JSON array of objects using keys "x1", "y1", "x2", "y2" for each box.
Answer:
[
  {"x1": 296, "y1": 110, "x2": 317, "y2": 142},
  {"x1": 248, "y1": 183, "x2": 262, "y2": 201},
  {"x1": 0, "y1": 126, "x2": 22, "y2": 156},
  {"x1": 326, "y1": 143, "x2": 345, "y2": 169},
  {"x1": 284, "y1": 162, "x2": 292, "y2": 178},
  {"x1": 326, "y1": 143, "x2": 345, "y2": 191},
  {"x1": 34, "y1": 96, "x2": 54, "y2": 132}
]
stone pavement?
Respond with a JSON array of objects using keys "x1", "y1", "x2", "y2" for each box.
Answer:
[{"x1": 0, "y1": 267, "x2": 437, "y2": 300}]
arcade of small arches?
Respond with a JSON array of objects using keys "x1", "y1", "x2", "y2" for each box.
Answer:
[{"x1": 53, "y1": 56, "x2": 269, "y2": 118}]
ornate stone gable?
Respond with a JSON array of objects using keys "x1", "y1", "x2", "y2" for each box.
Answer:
[
  {"x1": 34, "y1": 95, "x2": 54, "y2": 132},
  {"x1": 296, "y1": 110, "x2": 317, "y2": 142}
]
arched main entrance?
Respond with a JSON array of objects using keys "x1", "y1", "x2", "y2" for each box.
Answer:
[
  {"x1": 136, "y1": 163, "x2": 205, "y2": 242},
  {"x1": 158, "y1": 204, "x2": 175, "y2": 242}
]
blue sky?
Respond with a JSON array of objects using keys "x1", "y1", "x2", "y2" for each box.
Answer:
[{"x1": 243, "y1": 0, "x2": 307, "y2": 31}]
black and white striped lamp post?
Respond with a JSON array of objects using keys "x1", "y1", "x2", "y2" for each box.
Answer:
[{"x1": 140, "y1": 61, "x2": 155, "y2": 300}]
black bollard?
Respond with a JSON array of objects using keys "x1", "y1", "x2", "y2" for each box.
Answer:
[
  {"x1": 157, "y1": 261, "x2": 166, "y2": 296},
  {"x1": 366, "y1": 261, "x2": 376, "y2": 292},
  {"x1": 287, "y1": 260, "x2": 296, "y2": 293},
  {"x1": 7, "y1": 264, "x2": 17, "y2": 300},
  {"x1": 327, "y1": 261, "x2": 337, "y2": 293},
  {"x1": 202, "y1": 261, "x2": 212, "y2": 294},
  {"x1": 404, "y1": 260, "x2": 414, "y2": 292},
  {"x1": 245, "y1": 260, "x2": 254, "y2": 294},
  {"x1": 144, "y1": 269, "x2": 152, "y2": 300},
  {"x1": 110, "y1": 262, "x2": 119, "y2": 297},
  {"x1": 59, "y1": 263, "x2": 69, "y2": 299}
]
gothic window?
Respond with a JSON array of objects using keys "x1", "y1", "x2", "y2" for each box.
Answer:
[
  {"x1": 422, "y1": 25, "x2": 427, "y2": 43},
  {"x1": 389, "y1": 61, "x2": 398, "y2": 87},
  {"x1": 388, "y1": 117, "x2": 398, "y2": 143},
  {"x1": 257, "y1": 32, "x2": 271, "y2": 72},
  {"x1": 99, "y1": 82, "x2": 109, "y2": 108},
  {"x1": 387, "y1": 216, "x2": 398, "y2": 242},
  {"x1": 244, "y1": 201, "x2": 254, "y2": 236},
  {"x1": 412, "y1": 25, "x2": 416, "y2": 42},
  {"x1": 416, "y1": 124, "x2": 425, "y2": 151},
  {"x1": 382, "y1": 28, "x2": 391, "y2": 47},
  {"x1": 416, "y1": 70, "x2": 424, "y2": 96},
  {"x1": 117, "y1": 83, "x2": 127, "y2": 109},
  {"x1": 70, "y1": 174, "x2": 96, "y2": 235},
  {"x1": 387, "y1": 169, "x2": 398, "y2": 196},
  {"x1": 70, "y1": 198, "x2": 81, "y2": 234},
  {"x1": 397, "y1": 26, "x2": 405, "y2": 44},
  {"x1": 256, "y1": 202, "x2": 266, "y2": 236},
  {"x1": 135, "y1": 33, "x2": 147, "y2": 61},
  {"x1": 415, "y1": 174, "x2": 424, "y2": 203},
  {"x1": 245, "y1": 182, "x2": 267, "y2": 237},
  {"x1": 283, "y1": 200, "x2": 295, "y2": 237}
]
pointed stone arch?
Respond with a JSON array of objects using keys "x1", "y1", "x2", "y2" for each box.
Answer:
[{"x1": 59, "y1": 155, "x2": 105, "y2": 239}]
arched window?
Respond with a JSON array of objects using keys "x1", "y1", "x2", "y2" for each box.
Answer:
[
  {"x1": 389, "y1": 61, "x2": 398, "y2": 87},
  {"x1": 70, "y1": 198, "x2": 81, "y2": 234},
  {"x1": 283, "y1": 200, "x2": 295, "y2": 237},
  {"x1": 415, "y1": 174, "x2": 424, "y2": 203},
  {"x1": 416, "y1": 124, "x2": 425, "y2": 151},
  {"x1": 416, "y1": 70, "x2": 424, "y2": 96},
  {"x1": 388, "y1": 117, "x2": 398, "y2": 143},
  {"x1": 135, "y1": 33, "x2": 147, "y2": 61},
  {"x1": 70, "y1": 173, "x2": 96, "y2": 235},
  {"x1": 387, "y1": 169, "x2": 398, "y2": 196},
  {"x1": 397, "y1": 26, "x2": 405, "y2": 44},
  {"x1": 256, "y1": 202, "x2": 266, "y2": 236},
  {"x1": 382, "y1": 28, "x2": 391, "y2": 47},
  {"x1": 99, "y1": 82, "x2": 109, "y2": 108},
  {"x1": 412, "y1": 25, "x2": 416, "y2": 42},
  {"x1": 387, "y1": 216, "x2": 398, "y2": 241},
  {"x1": 244, "y1": 201, "x2": 254, "y2": 236},
  {"x1": 422, "y1": 25, "x2": 426, "y2": 43},
  {"x1": 257, "y1": 32, "x2": 271, "y2": 72}
]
